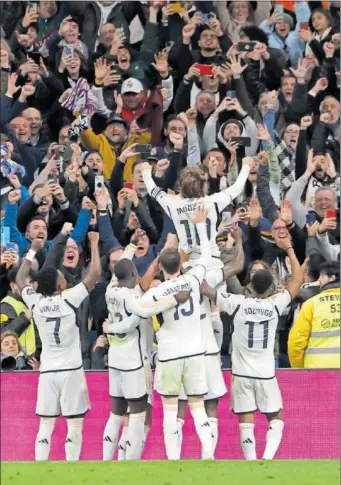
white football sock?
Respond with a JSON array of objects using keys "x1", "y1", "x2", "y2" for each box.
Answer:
[
  {"x1": 125, "y1": 412, "x2": 146, "y2": 460},
  {"x1": 208, "y1": 417, "x2": 218, "y2": 456},
  {"x1": 103, "y1": 413, "x2": 123, "y2": 461},
  {"x1": 177, "y1": 418, "x2": 184, "y2": 458},
  {"x1": 141, "y1": 425, "x2": 149, "y2": 457},
  {"x1": 118, "y1": 425, "x2": 128, "y2": 461},
  {"x1": 65, "y1": 419, "x2": 83, "y2": 461},
  {"x1": 263, "y1": 419, "x2": 284, "y2": 460},
  {"x1": 163, "y1": 403, "x2": 180, "y2": 460},
  {"x1": 189, "y1": 402, "x2": 213, "y2": 460},
  {"x1": 35, "y1": 419, "x2": 55, "y2": 461},
  {"x1": 240, "y1": 423, "x2": 257, "y2": 461}
]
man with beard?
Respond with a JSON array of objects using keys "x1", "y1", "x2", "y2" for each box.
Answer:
[
  {"x1": 79, "y1": 114, "x2": 150, "y2": 180},
  {"x1": 169, "y1": 18, "x2": 231, "y2": 81},
  {"x1": 16, "y1": 181, "x2": 79, "y2": 240},
  {"x1": 286, "y1": 149, "x2": 340, "y2": 243}
]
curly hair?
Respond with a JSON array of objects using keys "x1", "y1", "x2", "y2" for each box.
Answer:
[
  {"x1": 35, "y1": 265, "x2": 59, "y2": 296},
  {"x1": 179, "y1": 166, "x2": 207, "y2": 199}
]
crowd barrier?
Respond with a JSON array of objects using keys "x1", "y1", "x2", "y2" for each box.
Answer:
[{"x1": 1, "y1": 370, "x2": 339, "y2": 460}]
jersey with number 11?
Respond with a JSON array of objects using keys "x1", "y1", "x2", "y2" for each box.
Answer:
[{"x1": 21, "y1": 283, "x2": 89, "y2": 373}]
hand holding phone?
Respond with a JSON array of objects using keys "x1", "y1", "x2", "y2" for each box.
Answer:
[
  {"x1": 194, "y1": 63, "x2": 214, "y2": 76},
  {"x1": 95, "y1": 175, "x2": 105, "y2": 192},
  {"x1": 135, "y1": 144, "x2": 152, "y2": 154},
  {"x1": 231, "y1": 137, "x2": 251, "y2": 148},
  {"x1": 325, "y1": 210, "x2": 336, "y2": 219},
  {"x1": 124, "y1": 182, "x2": 134, "y2": 190},
  {"x1": 236, "y1": 42, "x2": 256, "y2": 53},
  {"x1": 300, "y1": 22, "x2": 309, "y2": 30}
]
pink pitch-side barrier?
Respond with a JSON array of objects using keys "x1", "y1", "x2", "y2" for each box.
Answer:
[{"x1": 1, "y1": 370, "x2": 339, "y2": 460}]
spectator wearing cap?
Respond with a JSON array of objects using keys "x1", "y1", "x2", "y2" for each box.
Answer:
[
  {"x1": 79, "y1": 113, "x2": 150, "y2": 181},
  {"x1": 259, "y1": 1, "x2": 311, "y2": 68}
]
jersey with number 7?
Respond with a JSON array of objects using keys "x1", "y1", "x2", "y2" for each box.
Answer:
[
  {"x1": 21, "y1": 283, "x2": 89, "y2": 373},
  {"x1": 142, "y1": 166, "x2": 250, "y2": 257}
]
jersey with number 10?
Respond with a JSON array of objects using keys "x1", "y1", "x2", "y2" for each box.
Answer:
[
  {"x1": 21, "y1": 283, "x2": 89, "y2": 373},
  {"x1": 143, "y1": 167, "x2": 250, "y2": 257},
  {"x1": 216, "y1": 290, "x2": 292, "y2": 379}
]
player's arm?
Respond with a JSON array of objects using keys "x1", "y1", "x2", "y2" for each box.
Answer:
[
  {"x1": 139, "y1": 257, "x2": 159, "y2": 292},
  {"x1": 82, "y1": 232, "x2": 102, "y2": 293},
  {"x1": 125, "y1": 289, "x2": 190, "y2": 318},
  {"x1": 16, "y1": 239, "x2": 45, "y2": 309},
  {"x1": 207, "y1": 158, "x2": 252, "y2": 211},
  {"x1": 140, "y1": 162, "x2": 172, "y2": 212},
  {"x1": 187, "y1": 203, "x2": 212, "y2": 268},
  {"x1": 222, "y1": 226, "x2": 245, "y2": 281},
  {"x1": 201, "y1": 280, "x2": 245, "y2": 315},
  {"x1": 274, "y1": 234, "x2": 304, "y2": 300}
]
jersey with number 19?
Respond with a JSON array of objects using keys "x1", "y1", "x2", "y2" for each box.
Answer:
[{"x1": 21, "y1": 283, "x2": 90, "y2": 418}]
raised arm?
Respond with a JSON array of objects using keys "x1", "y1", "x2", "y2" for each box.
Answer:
[
  {"x1": 82, "y1": 232, "x2": 101, "y2": 293},
  {"x1": 222, "y1": 226, "x2": 245, "y2": 281},
  {"x1": 273, "y1": 234, "x2": 304, "y2": 300},
  {"x1": 140, "y1": 162, "x2": 172, "y2": 213},
  {"x1": 16, "y1": 239, "x2": 45, "y2": 292}
]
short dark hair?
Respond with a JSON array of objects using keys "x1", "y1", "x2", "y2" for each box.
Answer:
[
  {"x1": 163, "y1": 114, "x2": 185, "y2": 131},
  {"x1": 251, "y1": 269, "x2": 274, "y2": 296},
  {"x1": 132, "y1": 160, "x2": 144, "y2": 173},
  {"x1": 159, "y1": 249, "x2": 181, "y2": 275},
  {"x1": 206, "y1": 148, "x2": 226, "y2": 159},
  {"x1": 114, "y1": 259, "x2": 136, "y2": 281},
  {"x1": 7, "y1": 265, "x2": 20, "y2": 284},
  {"x1": 35, "y1": 265, "x2": 59, "y2": 296},
  {"x1": 307, "y1": 253, "x2": 326, "y2": 281},
  {"x1": 319, "y1": 261, "x2": 340, "y2": 282},
  {"x1": 25, "y1": 216, "x2": 48, "y2": 233}
]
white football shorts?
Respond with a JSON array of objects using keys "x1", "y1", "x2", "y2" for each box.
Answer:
[
  {"x1": 36, "y1": 367, "x2": 90, "y2": 418},
  {"x1": 109, "y1": 363, "x2": 152, "y2": 401},
  {"x1": 231, "y1": 375, "x2": 283, "y2": 414},
  {"x1": 178, "y1": 354, "x2": 227, "y2": 401},
  {"x1": 154, "y1": 354, "x2": 207, "y2": 397}
]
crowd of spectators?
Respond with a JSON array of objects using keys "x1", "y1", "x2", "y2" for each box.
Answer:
[{"x1": 0, "y1": 0, "x2": 340, "y2": 371}]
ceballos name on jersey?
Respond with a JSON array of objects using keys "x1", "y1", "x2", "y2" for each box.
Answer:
[{"x1": 162, "y1": 282, "x2": 192, "y2": 297}]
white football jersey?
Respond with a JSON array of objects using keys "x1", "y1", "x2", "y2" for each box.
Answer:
[
  {"x1": 143, "y1": 167, "x2": 250, "y2": 257},
  {"x1": 148, "y1": 265, "x2": 206, "y2": 361},
  {"x1": 217, "y1": 290, "x2": 292, "y2": 379},
  {"x1": 105, "y1": 283, "x2": 177, "y2": 371},
  {"x1": 21, "y1": 283, "x2": 89, "y2": 373},
  {"x1": 200, "y1": 269, "x2": 224, "y2": 355}
]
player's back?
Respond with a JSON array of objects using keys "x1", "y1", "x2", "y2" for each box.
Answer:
[
  {"x1": 231, "y1": 297, "x2": 281, "y2": 379},
  {"x1": 106, "y1": 285, "x2": 150, "y2": 371},
  {"x1": 150, "y1": 271, "x2": 204, "y2": 361},
  {"x1": 164, "y1": 195, "x2": 221, "y2": 257},
  {"x1": 33, "y1": 292, "x2": 82, "y2": 372}
]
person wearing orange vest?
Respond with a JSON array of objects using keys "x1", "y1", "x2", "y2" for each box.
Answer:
[{"x1": 288, "y1": 261, "x2": 340, "y2": 369}]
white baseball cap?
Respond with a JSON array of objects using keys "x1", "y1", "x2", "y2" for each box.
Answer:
[{"x1": 121, "y1": 77, "x2": 144, "y2": 95}]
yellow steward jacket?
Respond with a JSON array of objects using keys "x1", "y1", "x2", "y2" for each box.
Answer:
[
  {"x1": 80, "y1": 129, "x2": 151, "y2": 181},
  {"x1": 288, "y1": 282, "x2": 340, "y2": 369},
  {"x1": 0, "y1": 294, "x2": 36, "y2": 355}
]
